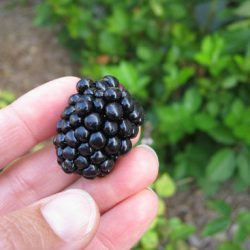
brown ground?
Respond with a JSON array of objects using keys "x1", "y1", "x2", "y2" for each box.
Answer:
[
  {"x1": 0, "y1": 1, "x2": 77, "y2": 97},
  {"x1": 0, "y1": 2, "x2": 249, "y2": 250}
]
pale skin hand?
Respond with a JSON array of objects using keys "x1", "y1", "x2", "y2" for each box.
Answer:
[{"x1": 0, "y1": 77, "x2": 159, "y2": 250}]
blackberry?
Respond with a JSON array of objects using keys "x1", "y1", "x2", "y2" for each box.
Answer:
[{"x1": 54, "y1": 75, "x2": 144, "y2": 179}]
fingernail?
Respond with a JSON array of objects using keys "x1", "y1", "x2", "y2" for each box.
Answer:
[
  {"x1": 41, "y1": 189, "x2": 97, "y2": 242},
  {"x1": 137, "y1": 144, "x2": 159, "y2": 164},
  {"x1": 147, "y1": 186, "x2": 154, "y2": 192}
]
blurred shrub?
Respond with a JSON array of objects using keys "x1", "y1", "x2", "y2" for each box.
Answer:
[
  {"x1": 133, "y1": 179, "x2": 196, "y2": 249},
  {"x1": 35, "y1": 0, "x2": 250, "y2": 194},
  {"x1": 203, "y1": 200, "x2": 250, "y2": 250}
]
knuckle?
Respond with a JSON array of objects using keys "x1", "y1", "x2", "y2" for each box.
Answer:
[
  {"x1": 0, "y1": 216, "x2": 19, "y2": 250},
  {"x1": 0, "y1": 214, "x2": 43, "y2": 250},
  {"x1": 8, "y1": 168, "x2": 38, "y2": 207},
  {"x1": 97, "y1": 231, "x2": 116, "y2": 250}
]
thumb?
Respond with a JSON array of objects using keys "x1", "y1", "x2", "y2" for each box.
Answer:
[{"x1": 0, "y1": 189, "x2": 99, "y2": 250}]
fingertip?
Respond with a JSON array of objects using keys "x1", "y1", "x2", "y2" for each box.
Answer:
[
  {"x1": 136, "y1": 144, "x2": 158, "y2": 164},
  {"x1": 41, "y1": 189, "x2": 99, "y2": 242},
  {"x1": 135, "y1": 144, "x2": 159, "y2": 181}
]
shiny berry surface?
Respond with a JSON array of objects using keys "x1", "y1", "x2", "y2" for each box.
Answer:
[
  {"x1": 103, "y1": 121, "x2": 118, "y2": 136},
  {"x1": 89, "y1": 132, "x2": 106, "y2": 150},
  {"x1": 119, "y1": 119, "x2": 133, "y2": 138},
  {"x1": 84, "y1": 113, "x2": 102, "y2": 131},
  {"x1": 75, "y1": 100, "x2": 92, "y2": 115},
  {"x1": 103, "y1": 75, "x2": 119, "y2": 88},
  {"x1": 105, "y1": 137, "x2": 121, "y2": 155},
  {"x1": 76, "y1": 79, "x2": 93, "y2": 93},
  {"x1": 105, "y1": 103, "x2": 123, "y2": 121},
  {"x1": 121, "y1": 96, "x2": 134, "y2": 113},
  {"x1": 100, "y1": 159, "x2": 114, "y2": 173},
  {"x1": 95, "y1": 80, "x2": 108, "y2": 91},
  {"x1": 74, "y1": 156, "x2": 89, "y2": 169},
  {"x1": 75, "y1": 126, "x2": 89, "y2": 142},
  {"x1": 54, "y1": 75, "x2": 144, "y2": 179},
  {"x1": 61, "y1": 106, "x2": 75, "y2": 119},
  {"x1": 65, "y1": 130, "x2": 78, "y2": 147},
  {"x1": 104, "y1": 88, "x2": 122, "y2": 101}
]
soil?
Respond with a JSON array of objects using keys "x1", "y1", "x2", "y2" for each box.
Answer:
[
  {"x1": 0, "y1": 1, "x2": 78, "y2": 97},
  {"x1": 0, "y1": 2, "x2": 249, "y2": 250}
]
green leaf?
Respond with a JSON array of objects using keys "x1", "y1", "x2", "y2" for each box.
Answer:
[
  {"x1": 234, "y1": 225, "x2": 250, "y2": 243},
  {"x1": 158, "y1": 198, "x2": 167, "y2": 216},
  {"x1": 183, "y1": 87, "x2": 202, "y2": 113},
  {"x1": 99, "y1": 32, "x2": 122, "y2": 55},
  {"x1": 108, "y1": 8, "x2": 129, "y2": 34},
  {"x1": 140, "y1": 230, "x2": 159, "y2": 249},
  {"x1": 232, "y1": 176, "x2": 249, "y2": 192},
  {"x1": 218, "y1": 241, "x2": 244, "y2": 250},
  {"x1": 208, "y1": 126, "x2": 235, "y2": 145},
  {"x1": 202, "y1": 217, "x2": 230, "y2": 236},
  {"x1": 222, "y1": 76, "x2": 239, "y2": 89},
  {"x1": 149, "y1": 0, "x2": 164, "y2": 16},
  {"x1": 0, "y1": 90, "x2": 15, "y2": 102},
  {"x1": 154, "y1": 173, "x2": 176, "y2": 198},
  {"x1": 33, "y1": 3, "x2": 51, "y2": 26},
  {"x1": 207, "y1": 200, "x2": 231, "y2": 217},
  {"x1": 206, "y1": 101, "x2": 219, "y2": 117},
  {"x1": 163, "y1": 66, "x2": 195, "y2": 94},
  {"x1": 237, "y1": 211, "x2": 250, "y2": 226},
  {"x1": 168, "y1": 218, "x2": 196, "y2": 241},
  {"x1": 137, "y1": 45, "x2": 153, "y2": 61},
  {"x1": 0, "y1": 90, "x2": 15, "y2": 108},
  {"x1": 235, "y1": 1, "x2": 250, "y2": 17},
  {"x1": 206, "y1": 149, "x2": 236, "y2": 182},
  {"x1": 194, "y1": 112, "x2": 217, "y2": 131},
  {"x1": 237, "y1": 150, "x2": 250, "y2": 185},
  {"x1": 165, "y1": 246, "x2": 174, "y2": 250},
  {"x1": 178, "y1": 67, "x2": 195, "y2": 85}
]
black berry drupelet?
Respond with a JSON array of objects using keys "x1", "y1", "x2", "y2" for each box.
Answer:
[{"x1": 54, "y1": 75, "x2": 144, "y2": 179}]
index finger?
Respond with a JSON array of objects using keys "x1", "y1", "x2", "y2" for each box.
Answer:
[{"x1": 0, "y1": 76, "x2": 79, "y2": 168}]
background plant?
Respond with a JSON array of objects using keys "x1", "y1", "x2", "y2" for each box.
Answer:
[
  {"x1": 35, "y1": 0, "x2": 250, "y2": 194},
  {"x1": 202, "y1": 200, "x2": 250, "y2": 250},
  {"x1": 0, "y1": 90, "x2": 15, "y2": 108}
]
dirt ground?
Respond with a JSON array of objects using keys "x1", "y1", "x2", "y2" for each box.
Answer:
[
  {"x1": 0, "y1": 2, "x2": 249, "y2": 250},
  {"x1": 0, "y1": 1, "x2": 77, "y2": 96}
]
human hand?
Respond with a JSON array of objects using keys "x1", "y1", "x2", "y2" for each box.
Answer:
[{"x1": 0, "y1": 77, "x2": 159, "y2": 250}]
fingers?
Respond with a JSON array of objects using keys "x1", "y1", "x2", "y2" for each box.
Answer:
[
  {"x1": 0, "y1": 130, "x2": 141, "y2": 215},
  {"x1": 86, "y1": 189, "x2": 158, "y2": 250},
  {"x1": 0, "y1": 76, "x2": 79, "y2": 169},
  {"x1": 0, "y1": 145, "x2": 79, "y2": 214},
  {"x1": 69, "y1": 145, "x2": 159, "y2": 213},
  {"x1": 0, "y1": 189, "x2": 99, "y2": 250}
]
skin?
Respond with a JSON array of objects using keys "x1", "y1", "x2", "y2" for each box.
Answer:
[{"x1": 0, "y1": 77, "x2": 159, "y2": 250}]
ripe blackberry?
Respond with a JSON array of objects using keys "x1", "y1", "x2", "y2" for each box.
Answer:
[{"x1": 54, "y1": 75, "x2": 144, "y2": 179}]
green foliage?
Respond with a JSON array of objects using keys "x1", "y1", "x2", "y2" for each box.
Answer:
[
  {"x1": 202, "y1": 217, "x2": 231, "y2": 236},
  {"x1": 0, "y1": 90, "x2": 15, "y2": 108},
  {"x1": 34, "y1": 1, "x2": 250, "y2": 248},
  {"x1": 203, "y1": 200, "x2": 250, "y2": 249},
  {"x1": 134, "y1": 197, "x2": 196, "y2": 249},
  {"x1": 206, "y1": 148, "x2": 236, "y2": 182},
  {"x1": 154, "y1": 173, "x2": 176, "y2": 198},
  {"x1": 133, "y1": 175, "x2": 195, "y2": 249},
  {"x1": 35, "y1": 0, "x2": 250, "y2": 194}
]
